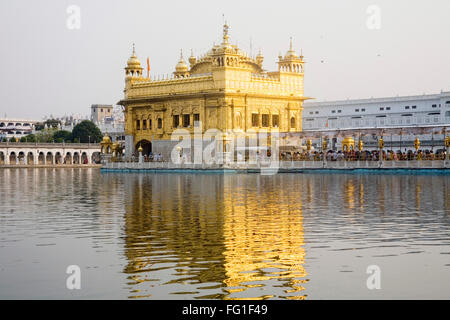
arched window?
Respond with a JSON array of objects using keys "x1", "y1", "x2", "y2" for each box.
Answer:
[
  {"x1": 291, "y1": 117, "x2": 296, "y2": 128},
  {"x1": 158, "y1": 118, "x2": 162, "y2": 129}
]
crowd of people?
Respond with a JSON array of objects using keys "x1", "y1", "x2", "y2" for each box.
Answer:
[
  {"x1": 280, "y1": 149, "x2": 448, "y2": 161},
  {"x1": 128, "y1": 151, "x2": 164, "y2": 162},
  {"x1": 125, "y1": 149, "x2": 448, "y2": 163}
]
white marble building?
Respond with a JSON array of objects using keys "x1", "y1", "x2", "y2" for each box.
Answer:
[
  {"x1": 302, "y1": 91, "x2": 450, "y2": 151},
  {"x1": 0, "y1": 119, "x2": 38, "y2": 140},
  {"x1": 302, "y1": 91, "x2": 450, "y2": 130}
]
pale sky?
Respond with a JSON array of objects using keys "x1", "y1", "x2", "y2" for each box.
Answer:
[{"x1": 0, "y1": 0, "x2": 449, "y2": 119}]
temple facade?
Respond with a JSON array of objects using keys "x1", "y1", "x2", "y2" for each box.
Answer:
[{"x1": 118, "y1": 24, "x2": 309, "y2": 159}]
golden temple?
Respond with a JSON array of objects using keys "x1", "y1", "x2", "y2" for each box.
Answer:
[{"x1": 118, "y1": 23, "x2": 310, "y2": 159}]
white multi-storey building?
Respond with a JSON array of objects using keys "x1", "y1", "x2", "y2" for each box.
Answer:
[
  {"x1": 302, "y1": 91, "x2": 450, "y2": 151},
  {"x1": 302, "y1": 91, "x2": 450, "y2": 130},
  {"x1": 0, "y1": 119, "x2": 38, "y2": 140}
]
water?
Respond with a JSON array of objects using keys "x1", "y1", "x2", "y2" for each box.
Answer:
[{"x1": 0, "y1": 168, "x2": 449, "y2": 299}]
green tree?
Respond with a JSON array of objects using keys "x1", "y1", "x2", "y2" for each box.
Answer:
[
  {"x1": 35, "y1": 128, "x2": 56, "y2": 143},
  {"x1": 53, "y1": 130, "x2": 72, "y2": 143},
  {"x1": 44, "y1": 119, "x2": 62, "y2": 129},
  {"x1": 20, "y1": 134, "x2": 37, "y2": 143},
  {"x1": 71, "y1": 120, "x2": 102, "y2": 143}
]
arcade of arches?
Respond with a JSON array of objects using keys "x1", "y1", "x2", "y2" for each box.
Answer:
[{"x1": 0, "y1": 145, "x2": 101, "y2": 166}]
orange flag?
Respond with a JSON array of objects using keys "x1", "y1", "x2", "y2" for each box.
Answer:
[{"x1": 147, "y1": 57, "x2": 150, "y2": 79}]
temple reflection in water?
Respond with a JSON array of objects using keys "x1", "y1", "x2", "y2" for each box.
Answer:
[
  {"x1": 110, "y1": 171, "x2": 450, "y2": 299},
  {"x1": 0, "y1": 169, "x2": 448, "y2": 299},
  {"x1": 122, "y1": 174, "x2": 307, "y2": 299}
]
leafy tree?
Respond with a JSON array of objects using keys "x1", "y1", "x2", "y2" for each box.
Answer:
[
  {"x1": 36, "y1": 128, "x2": 56, "y2": 143},
  {"x1": 20, "y1": 134, "x2": 37, "y2": 143},
  {"x1": 44, "y1": 119, "x2": 61, "y2": 129},
  {"x1": 71, "y1": 120, "x2": 102, "y2": 143},
  {"x1": 53, "y1": 130, "x2": 72, "y2": 143},
  {"x1": 9, "y1": 136, "x2": 17, "y2": 142}
]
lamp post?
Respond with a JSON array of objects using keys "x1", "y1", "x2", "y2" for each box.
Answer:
[
  {"x1": 322, "y1": 139, "x2": 327, "y2": 152},
  {"x1": 358, "y1": 135, "x2": 363, "y2": 162},
  {"x1": 358, "y1": 139, "x2": 364, "y2": 152},
  {"x1": 414, "y1": 136, "x2": 420, "y2": 152},
  {"x1": 138, "y1": 144, "x2": 143, "y2": 164},
  {"x1": 414, "y1": 136, "x2": 421, "y2": 161},
  {"x1": 445, "y1": 136, "x2": 450, "y2": 164},
  {"x1": 306, "y1": 139, "x2": 312, "y2": 152},
  {"x1": 378, "y1": 136, "x2": 384, "y2": 167},
  {"x1": 431, "y1": 131, "x2": 434, "y2": 152}
]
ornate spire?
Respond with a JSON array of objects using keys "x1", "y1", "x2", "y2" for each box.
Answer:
[
  {"x1": 256, "y1": 48, "x2": 264, "y2": 66},
  {"x1": 189, "y1": 49, "x2": 196, "y2": 65},
  {"x1": 285, "y1": 37, "x2": 298, "y2": 58},
  {"x1": 175, "y1": 48, "x2": 189, "y2": 75},
  {"x1": 223, "y1": 22, "x2": 230, "y2": 44}
]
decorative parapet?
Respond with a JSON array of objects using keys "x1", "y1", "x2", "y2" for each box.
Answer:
[{"x1": 127, "y1": 74, "x2": 215, "y2": 98}]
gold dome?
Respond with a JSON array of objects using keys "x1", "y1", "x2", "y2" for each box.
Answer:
[
  {"x1": 285, "y1": 38, "x2": 298, "y2": 59},
  {"x1": 342, "y1": 137, "x2": 355, "y2": 151},
  {"x1": 101, "y1": 135, "x2": 112, "y2": 144},
  {"x1": 128, "y1": 55, "x2": 141, "y2": 67},
  {"x1": 175, "y1": 50, "x2": 189, "y2": 72},
  {"x1": 342, "y1": 137, "x2": 355, "y2": 144},
  {"x1": 127, "y1": 54, "x2": 141, "y2": 67},
  {"x1": 138, "y1": 145, "x2": 143, "y2": 153},
  {"x1": 127, "y1": 44, "x2": 141, "y2": 67}
]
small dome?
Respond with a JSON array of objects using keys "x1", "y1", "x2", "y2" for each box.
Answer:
[
  {"x1": 101, "y1": 135, "x2": 112, "y2": 144},
  {"x1": 284, "y1": 38, "x2": 298, "y2": 59},
  {"x1": 127, "y1": 44, "x2": 141, "y2": 67},
  {"x1": 256, "y1": 49, "x2": 264, "y2": 65},
  {"x1": 256, "y1": 50, "x2": 264, "y2": 59},
  {"x1": 176, "y1": 59, "x2": 188, "y2": 72},
  {"x1": 285, "y1": 48, "x2": 298, "y2": 59},
  {"x1": 342, "y1": 137, "x2": 355, "y2": 144},
  {"x1": 175, "y1": 50, "x2": 189, "y2": 72},
  {"x1": 127, "y1": 54, "x2": 141, "y2": 67}
]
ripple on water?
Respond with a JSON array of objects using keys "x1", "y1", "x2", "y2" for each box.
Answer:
[{"x1": 0, "y1": 169, "x2": 449, "y2": 299}]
